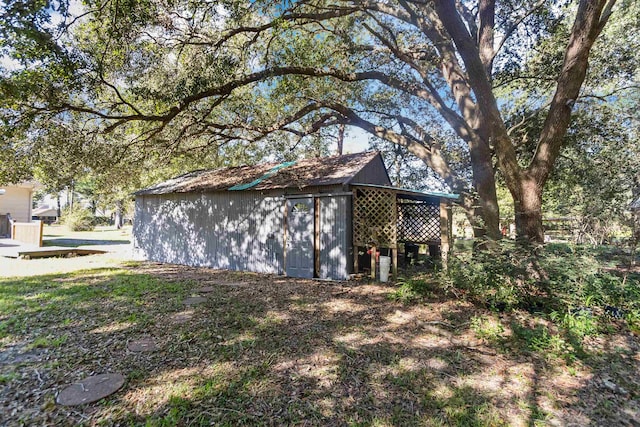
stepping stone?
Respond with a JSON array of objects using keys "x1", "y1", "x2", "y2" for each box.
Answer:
[
  {"x1": 195, "y1": 286, "x2": 216, "y2": 293},
  {"x1": 183, "y1": 296, "x2": 207, "y2": 306},
  {"x1": 170, "y1": 310, "x2": 194, "y2": 324},
  {"x1": 127, "y1": 337, "x2": 157, "y2": 352},
  {"x1": 57, "y1": 373, "x2": 125, "y2": 406}
]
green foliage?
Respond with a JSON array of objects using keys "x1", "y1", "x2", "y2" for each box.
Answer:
[
  {"x1": 388, "y1": 278, "x2": 435, "y2": 303},
  {"x1": 510, "y1": 323, "x2": 574, "y2": 360},
  {"x1": 440, "y1": 241, "x2": 640, "y2": 360},
  {"x1": 61, "y1": 206, "x2": 94, "y2": 231},
  {"x1": 442, "y1": 242, "x2": 639, "y2": 316},
  {"x1": 28, "y1": 334, "x2": 68, "y2": 349},
  {"x1": 550, "y1": 311, "x2": 599, "y2": 340},
  {"x1": 1, "y1": 0, "x2": 637, "y2": 247},
  {"x1": 470, "y1": 315, "x2": 504, "y2": 343},
  {"x1": 441, "y1": 244, "x2": 534, "y2": 311}
]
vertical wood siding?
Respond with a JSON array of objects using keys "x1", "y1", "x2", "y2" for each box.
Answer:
[{"x1": 133, "y1": 192, "x2": 285, "y2": 274}]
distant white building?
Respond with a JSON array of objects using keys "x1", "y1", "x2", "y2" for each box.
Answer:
[
  {"x1": 0, "y1": 183, "x2": 37, "y2": 222},
  {"x1": 32, "y1": 206, "x2": 59, "y2": 224}
]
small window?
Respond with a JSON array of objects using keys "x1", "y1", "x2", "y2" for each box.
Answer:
[{"x1": 292, "y1": 202, "x2": 310, "y2": 213}]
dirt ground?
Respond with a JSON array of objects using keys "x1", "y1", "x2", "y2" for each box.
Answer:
[{"x1": 1, "y1": 258, "x2": 639, "y2": 426}]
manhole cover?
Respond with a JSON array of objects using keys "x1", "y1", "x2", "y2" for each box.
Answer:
[
  {"x1": 183, "y1": 297, "x2": 207, "y2": 306},
  {"x1": 195, "y1": 286, "x2": 215, "y2": 293},
  {"x1": 127, "y1": 337, "x2": 157, "y2": 352},
  {"x1": 56, "y1": 373, "x2": 125, "y2": 406}
]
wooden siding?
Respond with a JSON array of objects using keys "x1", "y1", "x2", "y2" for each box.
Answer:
[
  {"x1": 0, "y1": 186, "x2": 32, "y2": 223},
  {"x1": 133, "y1": 192, "x2": 285, "y2": 274}
]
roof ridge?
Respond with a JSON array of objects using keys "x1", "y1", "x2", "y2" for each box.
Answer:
[{"x1": 134, "y1": 151, "x2": 385, "y2": 195}]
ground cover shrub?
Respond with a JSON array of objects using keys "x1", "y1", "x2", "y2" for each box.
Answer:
[
  {"x1": 470, "y1": 315, "x2": 504, "y2": 343},
  {"x1": 61, "y1": 207, "x2": 95, "y2": 231},
  {"x1": 388, "y1": 277, "x2": 436, "y2": 303},
  {"x1": 437, "y1": 241, "x2": 640, "y2": 359}
]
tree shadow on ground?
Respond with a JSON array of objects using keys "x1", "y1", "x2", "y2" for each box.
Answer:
[{"x1": 0, "y1": 263, "x2": 638, "y2": 425}]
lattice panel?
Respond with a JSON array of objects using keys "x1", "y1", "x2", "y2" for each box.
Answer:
[
  {"x1": 398, "y1": 202, "x2": 440, "y2": 243},
  {"x1": 353, "y1": 187, "x2": 397, "y2": 248}
]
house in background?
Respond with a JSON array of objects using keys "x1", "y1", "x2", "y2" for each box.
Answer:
[
  {"x1": 0, "y1": 183, "x2": 37, "y2": 237},
  {"x1": 133, "y1": 152, "x2": 456, "y2": 281},
  {"x1": 32, "y1": 206, "x2": 59, "y2": 224}
]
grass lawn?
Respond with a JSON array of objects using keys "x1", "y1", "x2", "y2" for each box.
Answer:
[
  {"x1": 0, "y1": 250, "x2": 638, "y2": 425},
  {"x1": 0, "y1": 225, "x2": 132, "y2": 278},
  {"x1": 42, "y1": 224, "x2": 132, "y2": 247}
]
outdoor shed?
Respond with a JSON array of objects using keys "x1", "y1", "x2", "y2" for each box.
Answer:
[{"x1": 133, "y1": 152, "x2": 456, "y2": 280}]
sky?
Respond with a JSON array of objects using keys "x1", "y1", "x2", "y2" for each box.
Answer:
[{"x1": 341, "y1": 127, "x2": 371, "y2": 154}]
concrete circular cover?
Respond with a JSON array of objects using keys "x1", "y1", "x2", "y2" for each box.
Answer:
[{"x1": 57, "y1": 373, "x2": 125, "y2": 406}]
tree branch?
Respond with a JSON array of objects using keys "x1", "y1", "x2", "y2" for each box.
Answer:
[
  {"x1": 322, "y1": 101, "x2": 467, "y2": 192},
  {"x1": 529, "y1": 0, "x2": 615, "y2": 182}
]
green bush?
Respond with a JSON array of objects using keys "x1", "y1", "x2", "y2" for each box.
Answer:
[
  {"x1": 93, "y1": 216, "x2": 112, "y2": 226},
  {"x1": 389, "y1": 278, "x2": 435, "y2": 303},
  {"x1": 441, "y1": 241, "x2": 639, "y2": 313},
  {"x1": 62, "y1": 207, "x2": 95, "y2": 231},
  {"x1": 431, "y1": 241, "x2": 640, "y2": 362}
]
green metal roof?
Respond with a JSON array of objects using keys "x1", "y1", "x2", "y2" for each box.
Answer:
[
  {"x1": 352, "y1": 183, "x2": 459, "y2": 200},
  {"x1": 228, "y1": 161, "x2": 297, "y2": 191}
]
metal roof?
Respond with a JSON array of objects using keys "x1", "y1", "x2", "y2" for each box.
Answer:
[
  {"x1": 352, "y1": 183, "x2": 459, "y2": 201},
  {"x1": 135, "y1": 152, "x2": 382, "y2": 195}
]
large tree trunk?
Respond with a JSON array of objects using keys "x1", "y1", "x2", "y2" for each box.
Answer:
[
  {"x1": 513, "y1": 176, "x2": 544, "y2": 243},
  {"x1": 56, "y1": 193, "x2": 61, "y2": 218},
  {"x1": 469, "y1": 140, "x2": 501, "y2": 239},
  {"x1": 114, "y1": 200, "x2": 123, "y2": 229}
]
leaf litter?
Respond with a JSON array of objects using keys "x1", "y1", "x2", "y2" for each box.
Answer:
[{"x1": 0, "y1": 262, "x2": 637, "y2": 425}]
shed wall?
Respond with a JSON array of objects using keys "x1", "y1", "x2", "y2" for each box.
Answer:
[
  {"x1": 350, "y1": 155, "x2": 391, "y2": 186},
  {"x1": 319, "y1": 195, "x2": 352, "y2": 280},
  {"x1": 133, "y1": 192, "x2": 285, "y2": 274}
]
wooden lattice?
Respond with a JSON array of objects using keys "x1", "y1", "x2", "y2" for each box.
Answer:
[
  {"x1": 398, "y1": 201, "x2": 440, "y2": 243},
  {"x1": 352, "y1": 186, "x2": 397, "y2": 248}
]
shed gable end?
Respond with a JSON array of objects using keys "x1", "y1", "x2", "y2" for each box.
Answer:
[{"x1": 349, "y1": 153, "x2": 392, "y2": 186}]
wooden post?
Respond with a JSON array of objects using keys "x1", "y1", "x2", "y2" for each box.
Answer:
[
  {"x1": 392, "y1": 247, "x2": 398, "y2": 279},
  {"x1": 370, "y1": 245, "x2": 376, "y2": 279},
  {"x1": 440, "y1": 201, "x2": 451, "y2": 269},
  {"x1": 283, "y1": 200, "x2": 288, "y2": 275},
  {"x1": 314, "y1": 198, "x2": 320, "y2": 278},
  {"x1": 352, "y1": 189, "x2": 359, "y2": 274},
  {"x1": 354, "y1": 246, "x2": 359, "y2": 274},
  {"x1": 38, "y1": 220, "x2": 44, "y2": 247}
]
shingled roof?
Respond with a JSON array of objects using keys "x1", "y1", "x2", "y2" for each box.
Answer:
[{"x1": 135, "y1": 151, "x2": 385, "y2": 195}]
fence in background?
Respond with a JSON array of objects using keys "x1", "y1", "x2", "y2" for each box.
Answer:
[
  {"x1": 11, "y1": 220, "x2": 44, "y2": 247},
  {"x1": 0, "y1": 214, "x2": 9, "y2": 237}
]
